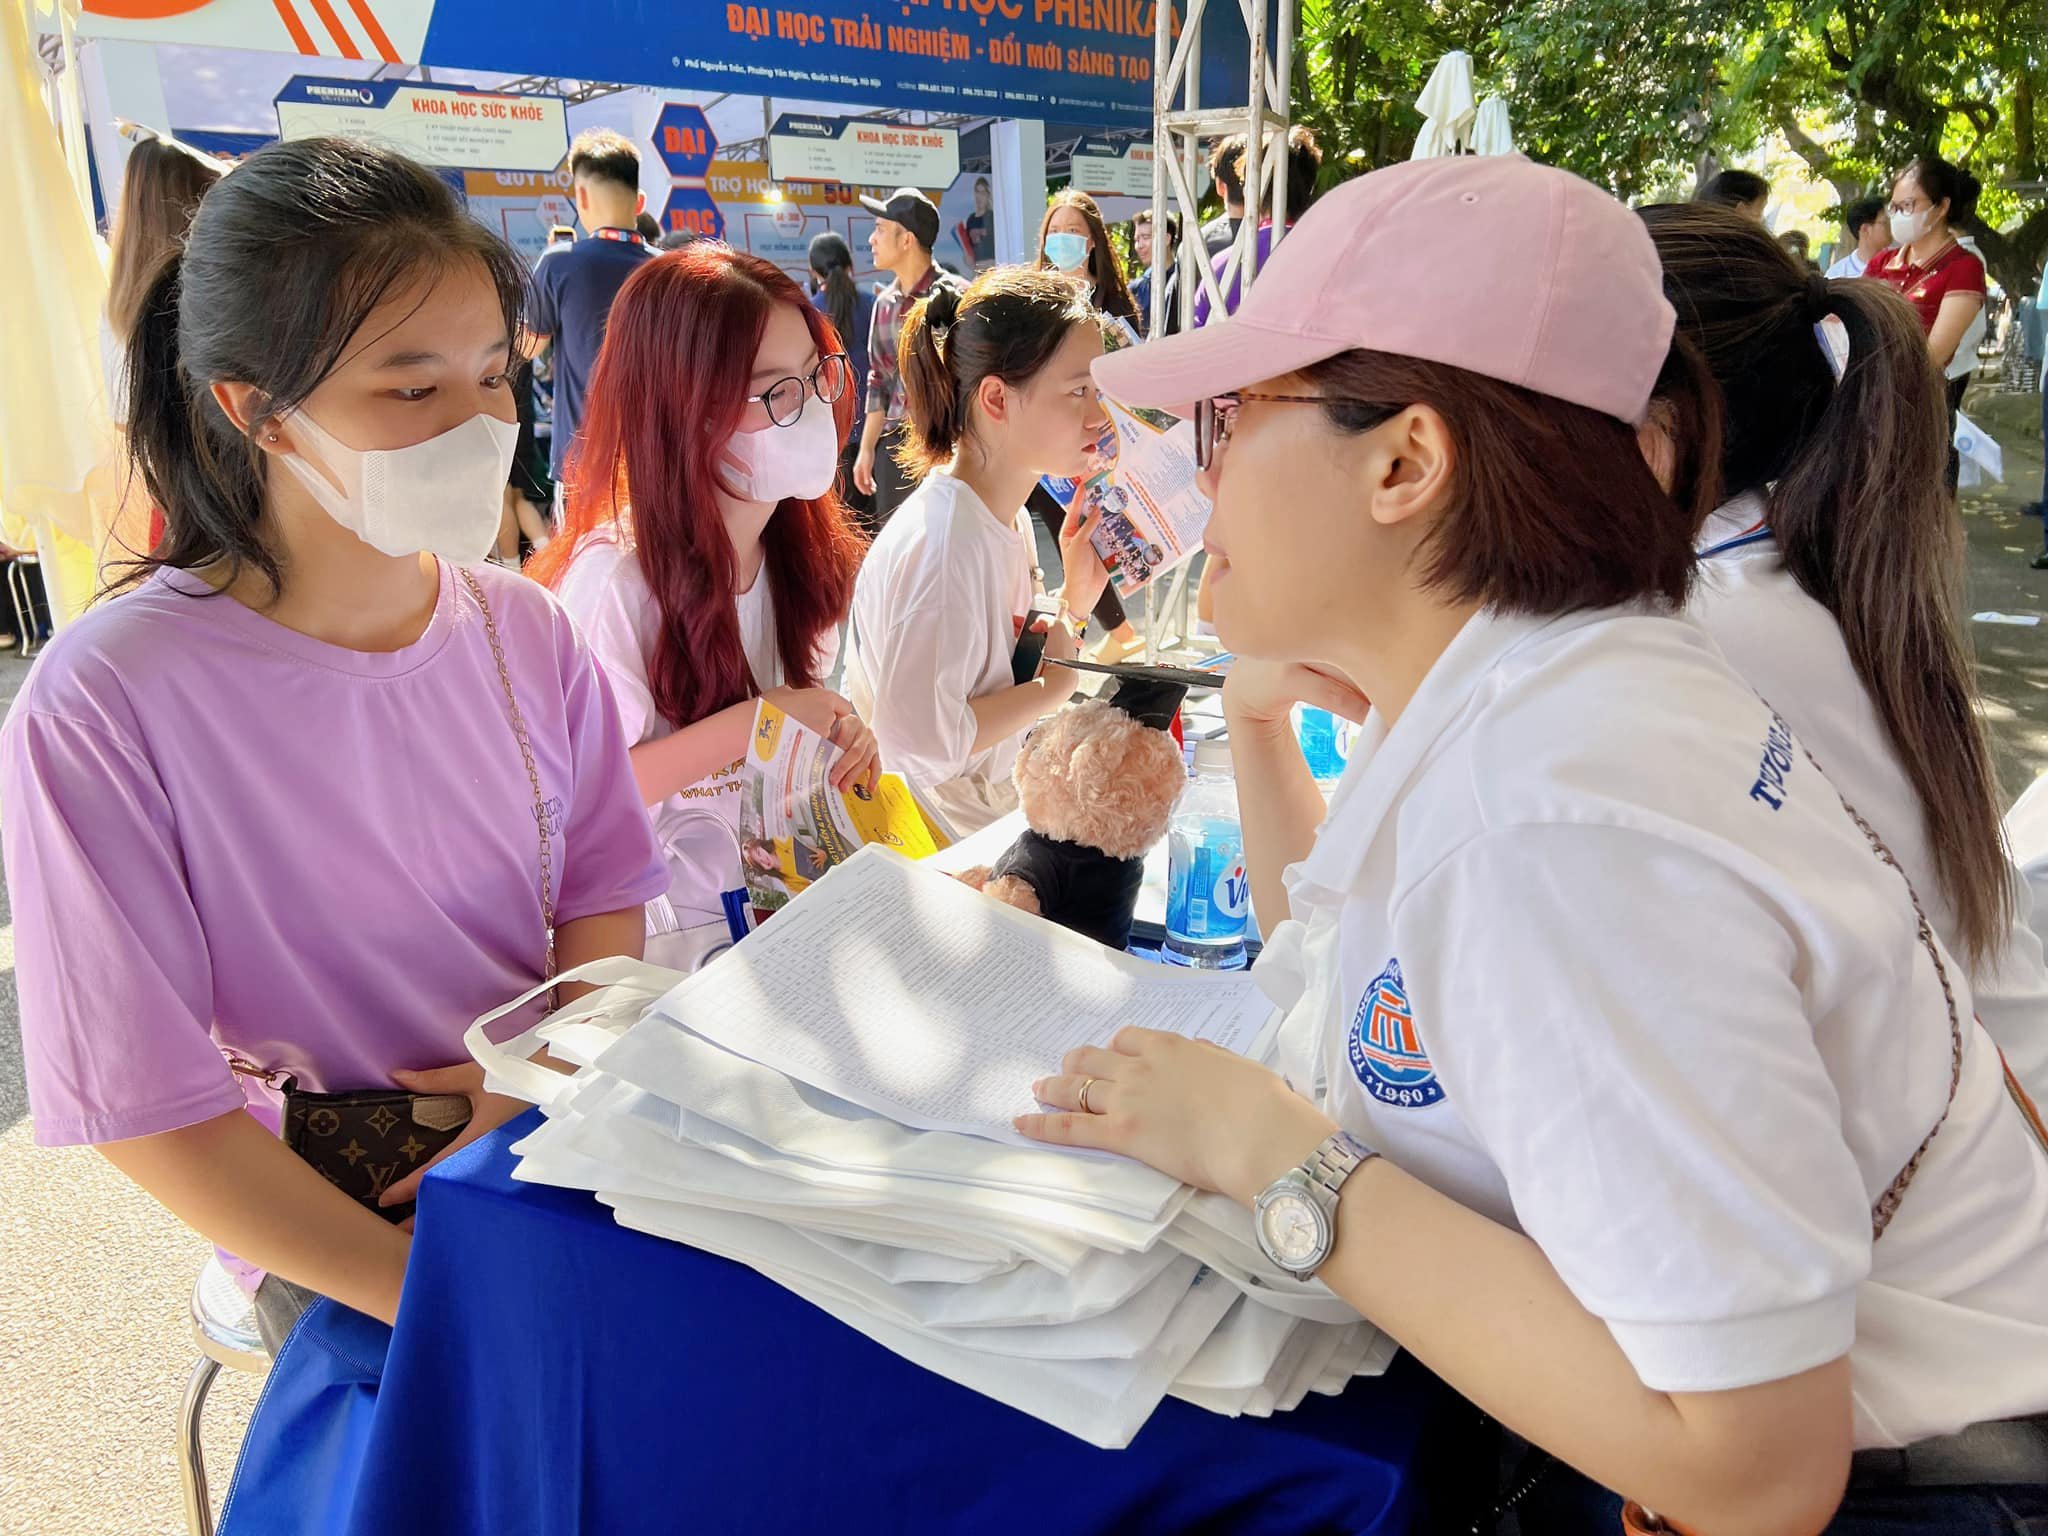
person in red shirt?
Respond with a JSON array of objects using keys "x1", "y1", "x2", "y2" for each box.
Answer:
[
  {"x1": 1867, "y1": 155, "x2": 1986, "y2": 362},
  {"x1": 1865, "y1": 153, "x2": 1986, "y2": 488}
]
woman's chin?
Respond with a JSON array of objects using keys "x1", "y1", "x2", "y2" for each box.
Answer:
[{"x1": 1207, "y1": 594, "x2": 1244, "y2": 652}]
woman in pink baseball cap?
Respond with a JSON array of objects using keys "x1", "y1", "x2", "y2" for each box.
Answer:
[{"x1": 1015, "y1": 156, "x2": 2048, "y2": 1533}]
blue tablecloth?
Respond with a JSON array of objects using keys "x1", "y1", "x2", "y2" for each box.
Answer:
[{"x1": 220, "y1": 1113, "x2": 1463, "y2": 1535}]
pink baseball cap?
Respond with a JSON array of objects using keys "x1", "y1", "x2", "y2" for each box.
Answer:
[{"x1": 1095, "y1": 156, "x2": 1674, "y2": 425}]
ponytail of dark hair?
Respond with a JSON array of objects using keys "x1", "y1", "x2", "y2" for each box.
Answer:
[
  {"x1": 895, "y1": 266, "x2": 1097, "y2": 478},
  {"x1": 808, "y1": 231, "x2": 859, "y2": 350},
  {"x1": 1780, "y1": 274, "x2": 2009, "y2": 962},
  {"x1": 111, "y1": 136, "x2": 528, "y2": 600},
  {"x1": 123, "y1": 251, "x2": 278, "y2": 593},
  {"x1": 896, "y1": 280, "x2": 964, "y2": 474},
  {"x1": 1643, "y1": 200, "x2": 2011, "y2": 964}
]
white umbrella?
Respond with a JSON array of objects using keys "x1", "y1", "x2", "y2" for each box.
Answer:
[
  {"x1": 1410, "y1": 51, "x2": 1476, "y2": 160},
  {"x1": 1471, "y1": 95, "x2": 1514, "y2": 156}
]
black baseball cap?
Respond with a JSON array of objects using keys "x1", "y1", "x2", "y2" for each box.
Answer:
[{"x1": 860, "y1": 187, "x2": 941, "y2": 250}]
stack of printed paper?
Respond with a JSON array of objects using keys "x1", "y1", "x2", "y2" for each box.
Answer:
[{"x1": 468, "y1": 847, "x2": 1393, "y2": 1448}]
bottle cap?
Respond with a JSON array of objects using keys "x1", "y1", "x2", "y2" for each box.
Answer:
[{"x1": 1192, "y1": 737, "x2": 1234, "y2": 776}]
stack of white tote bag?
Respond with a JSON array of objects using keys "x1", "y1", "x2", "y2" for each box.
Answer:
[{"x1": 467, "y1": 846, "x2": 1393, "y2": 1449}]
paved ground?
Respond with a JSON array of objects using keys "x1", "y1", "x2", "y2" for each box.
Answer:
[
  {"x1": 1956, "y1": 388, "x2": 2048, "y2": 797},
  {"x1": 0, "y1": 404, "x2": 2044, "y2": 1534}
]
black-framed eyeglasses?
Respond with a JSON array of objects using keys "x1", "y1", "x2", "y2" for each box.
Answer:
[
  {"x1": 1194, "y1": 391, "x2": 1403, "y2": 469},
  {"x1": 745, "y1": 353, "x2": 851, "y2": 428}
]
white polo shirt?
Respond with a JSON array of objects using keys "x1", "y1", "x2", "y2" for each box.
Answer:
[
  {"x1": 1691, "y1": 494, "x2": 2048, "y2": 1105},
  {"x1": 1259, "y1": 603, "x2": 2048, "y2": 1449},
  {"x1": 845, "y1": 471, "x2": 1037, "y2": 795}
]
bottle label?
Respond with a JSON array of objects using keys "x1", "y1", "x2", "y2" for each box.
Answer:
[{"x1": 1168, "y1": 834, "x2": 1249, "y2": 943}]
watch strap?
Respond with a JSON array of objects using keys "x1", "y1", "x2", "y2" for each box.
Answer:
[{"x1": 1302, "y1": 1130, "x2": 1374, "y2": 1202}]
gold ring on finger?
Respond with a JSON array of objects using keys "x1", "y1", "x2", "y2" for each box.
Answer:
[{"x1": 1078, "y1": 1078, "x2": 1098, "y2": 1114}]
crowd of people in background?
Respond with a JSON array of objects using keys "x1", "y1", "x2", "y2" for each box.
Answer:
[
  {"x1": 6, "y1": 115, "x2": 2048, "y2": 1535},
  {"x1": 1694, "y1": 150, "x2": 1995, "y2": 499}
]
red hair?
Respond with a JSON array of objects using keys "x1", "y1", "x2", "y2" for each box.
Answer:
[{"x1": 529, "y1": 245, "x2": 864, "y2": 731}]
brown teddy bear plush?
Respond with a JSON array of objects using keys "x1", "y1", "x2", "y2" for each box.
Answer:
[{"x1": 957, "y1": 673, "x2": 1193, "y2": 951}]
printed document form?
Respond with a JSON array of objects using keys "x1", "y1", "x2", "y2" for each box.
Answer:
[{"x1": 653, "y1": 847, "x2": 1277, "y2": 1148}]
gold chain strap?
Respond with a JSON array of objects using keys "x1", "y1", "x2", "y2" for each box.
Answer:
[
  {"x1": 459, "y1": 568, "x2": 557, "y2": 995},
  {"x1": 1790, "y1": 727, "x2": 1962, "y2": 1240}
]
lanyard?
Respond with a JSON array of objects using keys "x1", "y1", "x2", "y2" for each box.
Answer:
[
  {"x1": 1891, "y1": 238, "x2": 1958, "y2": 285},
  {"x1": 1698, "y1": 518, "x2": 1772, "y2": 559},
  {"x1": 592, "y1": 227, "x2": 646, "y2": 247}
]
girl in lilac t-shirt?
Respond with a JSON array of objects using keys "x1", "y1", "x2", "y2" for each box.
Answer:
[{"x1": 0, "y1": 139, "x2": 665, "y2": 1339}]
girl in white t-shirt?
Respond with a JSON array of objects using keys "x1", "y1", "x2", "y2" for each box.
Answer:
[
  {"x1": 534, "y1": 245, "x2": 879, "y2": 934},
  {"x1": 1641, "y1": 202, "x2": 2048, "y2": 1111},
  {"x1": 1020, "y1": 158, "x2": 2048, "y2": 1532},
  {"x1": 844, "y1": 268, "x2": 1112, "y2": 834}
]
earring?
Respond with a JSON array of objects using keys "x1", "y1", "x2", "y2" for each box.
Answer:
[{"x1": 265, "y1": 432, "x2": 280, "y2": 444}]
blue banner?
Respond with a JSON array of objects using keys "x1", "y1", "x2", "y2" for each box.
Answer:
[{"x1": 418, "y1": 0, "x2": 1265, "y2": 125}]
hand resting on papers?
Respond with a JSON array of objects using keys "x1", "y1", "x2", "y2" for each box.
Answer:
[{"x1": 1018, "y1": 1026, "x2": 1339, "y2": 1206}]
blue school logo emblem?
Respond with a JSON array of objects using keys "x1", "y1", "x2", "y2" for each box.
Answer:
[{"x1": 1348, "y1": 959, "x2": 1443, "y2": 1108}]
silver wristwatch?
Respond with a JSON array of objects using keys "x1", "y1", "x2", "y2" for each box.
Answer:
[{"x1": 1252, "y1": 1130, "x2": 1376, "y2": 1276}]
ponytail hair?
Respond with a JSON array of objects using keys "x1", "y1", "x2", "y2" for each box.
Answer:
[
  {"x1": 116, "y1": 136, "x2": 528, "y2": 599},
  {"x1": 124, "y1": 251, "x2": 269, "y2": 586},
  {"x1": 895, "y1": 265, "x2": 1097, "y2": 478},
  {"x1": 1642, "y1": 201, "x2": 2011, "y2": 963},
  {"x1": 808, "y1": 230, "x2": 859, "y2": 348}
]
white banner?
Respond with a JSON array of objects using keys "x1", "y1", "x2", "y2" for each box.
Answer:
[
  {"x1": 769, "y1": 113, "x2": 958, "y2": 189},
  {"x1": 275, "y1": 77, "x2": 567, "y2": 174},
  {"x1": 1068, "y1": 137, "x2": 1155, "y2": 199}
]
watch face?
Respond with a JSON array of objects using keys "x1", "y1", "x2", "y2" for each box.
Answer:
[{"x1": 1258, "y1": 1192, "x2": 1324, "y2": 1268}]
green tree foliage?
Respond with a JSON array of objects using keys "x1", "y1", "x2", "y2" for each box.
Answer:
[{"x1": 1291, "y1": 0, "x2": 2045, "y2": 291}]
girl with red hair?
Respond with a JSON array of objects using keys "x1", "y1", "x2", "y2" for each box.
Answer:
[{"x1": 530, "y1": 245, "x2": 877, "y2": 936}]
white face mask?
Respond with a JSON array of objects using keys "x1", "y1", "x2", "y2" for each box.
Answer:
[
  {"x1": 277, "y1": 409, "x2": 519, "y2": 564},
  {"x1": 1889, "y1": 207, "x2": 1932, "y2": 245},
  {"x1": 718, "y1": 395, "x2": 840, "y2": 503}
]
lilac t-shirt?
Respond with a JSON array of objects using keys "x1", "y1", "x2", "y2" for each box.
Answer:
[{"x1": 2, "y1": 560, "x2": 667, "y2": 1148}]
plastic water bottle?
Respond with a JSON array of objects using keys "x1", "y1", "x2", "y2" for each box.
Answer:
[
  {"x1": 1164, "y1": 739, "x2": 1250, "y2": 969},
  {"x1": 1292, "y1": 704, "x2": 1352, "y2": 784}
]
